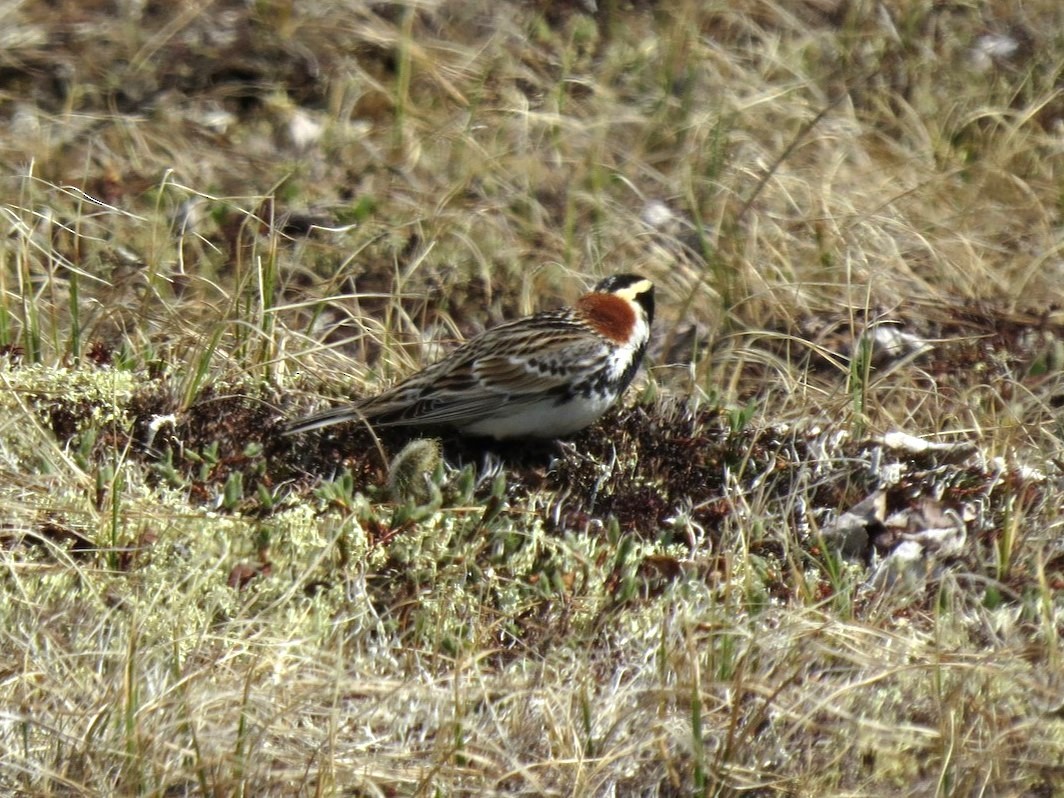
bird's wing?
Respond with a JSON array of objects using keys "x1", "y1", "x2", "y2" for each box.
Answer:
[{"x1": 359, "y1": 326, "x2": 605, "y2": 428}]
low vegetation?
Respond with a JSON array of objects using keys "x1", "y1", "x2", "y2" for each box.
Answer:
[{"x1": 1, "y1": 1, "x2": 1062, "y2": 795}]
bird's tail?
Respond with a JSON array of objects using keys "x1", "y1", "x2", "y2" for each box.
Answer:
[{"x1": 282, "y1": 404, "x2": 366, "y2": 436}]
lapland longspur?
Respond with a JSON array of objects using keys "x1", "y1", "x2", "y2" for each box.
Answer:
[{"x1": 285, "y1": 273, "x2": 654, "y2": 440}]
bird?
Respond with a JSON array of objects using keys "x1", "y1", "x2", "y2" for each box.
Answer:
[{"x1": 284, "y1": 273, "x2": 655, "y2": 440}]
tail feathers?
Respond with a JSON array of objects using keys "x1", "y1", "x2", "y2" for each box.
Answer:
[
  {"x1": 284, "y1": 397, "x2": 423, "y2": 436},
  {"x1": 283, "y1": 404, "x2": 367, "y2": 436}
]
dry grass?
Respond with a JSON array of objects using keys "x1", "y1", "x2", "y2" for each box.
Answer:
[{"x1": 2, "y1": 0, "x2": 1064, "y2": 795}]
